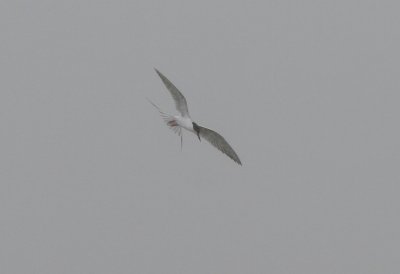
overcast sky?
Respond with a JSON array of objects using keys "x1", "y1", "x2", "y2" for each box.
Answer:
[{"x1": 1, "y1": 1, "x2": 399, "y2": 273}]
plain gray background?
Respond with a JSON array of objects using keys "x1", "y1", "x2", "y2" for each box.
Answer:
[{"x1": 1, "y1": 0, "x2": 399, "y2": 273}]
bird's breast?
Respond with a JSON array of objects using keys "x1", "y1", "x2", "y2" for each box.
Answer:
[{"x1": 175, "y1": 116, "x2": 194, "y2": 132}]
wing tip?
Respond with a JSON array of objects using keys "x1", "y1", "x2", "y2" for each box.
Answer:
[
  {"x1": 233, "y1": 156, "x2": 242, "y2": 166},
  {"x1": 154, "y1": 68, "x2": 162, "y2": 77}
]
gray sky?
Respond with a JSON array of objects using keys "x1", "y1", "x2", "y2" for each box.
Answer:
[{"x1": 1, "y1": 0, "x2": 399, "y2": 273}]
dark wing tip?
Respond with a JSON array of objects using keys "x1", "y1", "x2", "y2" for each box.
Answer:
[
  {"x1": 154, "y1": 68, "x2": 169, "y2": 84},
  {"x1": 231, "y1": 154, "x2": 242, "y2": 166},
  {"x1": 154, "y1": 68, "x2": 163, "y2": 77}
]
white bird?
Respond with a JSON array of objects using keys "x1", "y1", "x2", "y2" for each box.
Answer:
[{"x1": 148, "y1": 69, "x2": 242, "y2": 165}]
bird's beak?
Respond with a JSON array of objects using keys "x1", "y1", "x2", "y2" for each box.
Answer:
[{"x1": 197, "y1": 133, "x2": 201, "y2": 141}]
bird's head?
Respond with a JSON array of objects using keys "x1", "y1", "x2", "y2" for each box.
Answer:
[{"x1": 192, "y1": 122, "x2": 201, "y2": 141}]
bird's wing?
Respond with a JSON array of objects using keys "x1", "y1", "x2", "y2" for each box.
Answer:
[
  {"x1": 198, "y1": 125, "x2": 242, "y2": 165},
  {"x1": 154, "y1": 69, "x2": 190, "y2": 117}
]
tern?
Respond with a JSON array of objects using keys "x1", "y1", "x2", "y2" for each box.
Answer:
[{"x1": 148, "y1": 69, "x2": 242, "y2": 165}]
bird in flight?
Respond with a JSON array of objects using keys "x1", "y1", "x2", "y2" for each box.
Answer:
[{"x1": 148, "y1": 69, "x2": 242, "y2": 165}]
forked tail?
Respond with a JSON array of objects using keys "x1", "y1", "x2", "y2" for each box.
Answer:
[{"x1": 147, "y1": 98, "x2": 183, "y2": 149}]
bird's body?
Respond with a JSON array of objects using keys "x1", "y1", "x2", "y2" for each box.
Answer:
[
  {"x1": 149, "y1": 69, "x2": 242, "y2": 165},
  {"x1": 174, "y1": 115, "x2": 195, "y2": 133}
]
